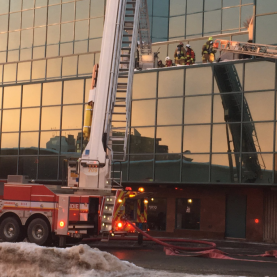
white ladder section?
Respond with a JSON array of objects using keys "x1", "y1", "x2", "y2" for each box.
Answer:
[
  {"x1": 104, "y1": 0, "x2": 142, "y2": 163},
  {"x1": 214, "y1": 39, "x2": 277, "y2": 59}
]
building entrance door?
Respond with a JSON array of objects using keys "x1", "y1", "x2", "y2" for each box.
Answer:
[{"x1": 225, "y1": 194, "x2": 246, "y2": 238}]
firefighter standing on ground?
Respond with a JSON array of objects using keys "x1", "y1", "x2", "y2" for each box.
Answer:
[
  {"x1": 202, "y1": 37, "x2": 217, "y2": 63},
  {"x1": 174, "y1": 42, "x2": 186, "y2": 65},
  {"x1": 185, "y1": 44, "x2": 195, "y2": 65}
]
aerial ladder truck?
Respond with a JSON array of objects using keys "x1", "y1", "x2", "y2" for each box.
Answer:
[{"x1": 0, "y1": 0, "x2": 152, "y2": 247}]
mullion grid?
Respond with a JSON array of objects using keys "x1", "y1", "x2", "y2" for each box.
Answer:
[{"x1": 168, "y1": 0, "x2": 253, "y2": 40}]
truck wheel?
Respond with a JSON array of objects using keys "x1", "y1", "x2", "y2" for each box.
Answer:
[
  {"x1": 27, "y1": 218, "x2": 49, "y2": 246},
  {"x1": 0, "y1": 217, "x2": 21, "y2": 242}
]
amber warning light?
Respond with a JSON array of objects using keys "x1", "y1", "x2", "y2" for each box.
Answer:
[{"x1": 59, "y1": 221, "x2": 65, "y2": 227}]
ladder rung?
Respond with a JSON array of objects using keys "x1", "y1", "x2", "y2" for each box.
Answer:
[
  {"x1": 123, "y1": 34, "x2": 133, "y2": 37},
  {"x1": 121, "y1": 54, "x2": 130, "y2": 57},
  {"x1": 118, "y1": 82, "x2": 127, "y2": 85},
  {"x1": 117, "y1": 90, "x2": 127, "y2": 92},
  {"x1": 110, "y1": 137, "x2": 125, "y2": 141},
  {"x1": 111, "y1": 120, "x2": 126, "y2": 122},
  {"x1": 124, "y1": 27, "x2": 133, "y2": 31},
  {"x1": 125, "y1": 14, "x2": 134, "y2": 17},
  {"x1": 113, "y1": 112, "x2": 126, "y2": 115},
  {"x1": 114, "y1": 104, "x2": 126, "y2": 107},
  {"x1": 121, "y1": 47, "x2": 131, "y2": 50},
  {"x1": 119, "y1": 69, "x2": 129, "y2": 71},
  {"x1": 120, "y1": 61, "x2": 130, "y2": 64},
  {"x1": 126, "y1": 8, "x2": 135, "y2": 11},
  {"x1": 124, "y1": 21, "x2": 134, "y2": 24}
]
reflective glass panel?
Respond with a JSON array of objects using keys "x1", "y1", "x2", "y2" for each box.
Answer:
[
  {"x1": 184, "y1": 96, "x2": 211, "y2": 124},
  {"x1": 222, "y1": 8, "x2": 239, "y2": 30},
  {"x1": 18, "y1": 62, "x2": 31, "y2": 82},
  {"x1": 62, "y1": 2, "x2": 74, "y2": 22},
  {"x1": 22, "y1": 10, "x2": 33, "y2": 29},
  {"x1": 241, "y1": 153, "x2": 272, "y2": 184},
  {"x1": 47, "y1": 25, "x2": 60, "y2": 44},
  {"x1": 38, "y1": 157, "x2": 58, "y2": 180},
  {"x1": 34, "y1": 27, "x2": 46, "y2": 46},
  {"x1": 152, "y1": 17, "x2": 168, "y2": 39},
  {"x1": 155, "y1": 154, "x2": 181, "y2": 182},
  {"x1": 244, "y1": 92, "x2": 274, "y2": 122},
  {"x1": 76, "y1": 0, "x2": 89, "y2": 20},
  {"x1": 205, "y1": 0, "x2": 221, "y2": 11},
  {"x1": 241, "y1": 5, "x2": 254, "y2": 28},
  {"x1": 204, "y1": 10, "x2": 221, "y2": 34},
  {"x1": 63, "y1": 80, "x2": 84, "y2": 104},
  {"x1": 62, "y1": 105, "x2": 83, "y2": 129},
  {"x1": 90, "y1": 0, "x2": 105, "y2": 17},
  {"x1": 2, "y1": 110, "x2": 20, "y2": 132},
  {"x1": 182, "y1": 154, "x2": 209, "y2": 182},
  {"x1": 158, "y1": 70, "x2": 184, "y2": 97},
  {"x1": 133, "y1": 72, "x2": 157, "y2": 99},
  {"x1": 157, "y1": 98, "x2": 182, "y2": 125},
  {"x1": 153, "y1": 0, "x2": 169, "y2": 16},
  {"x1": 61, "y1": 22, "x2": 73, "y2": 42},
  {"x1": 41, "y1": 106, "x2": 61, "y2": 130},
  {"x1": 129, "y1": 155, "x2": 154, "y2": 181},
  {"x1": 169, "y1": 16, "x2": 185, "y2": 38},
  {"x1": 4, "y1": 64, "x2": 17, "y2": 83},
  {"x1": 223, "y1": 0, "x2": 240, "y2": 6},
  {"x1": 75, "y1": 20, "x2": 88, "y2": 40},
  {"x1": 22, "y1": 84, "x2": 41, "y2": 108},
  {"x1": 1, "y1": 133, "x2": 19, "y2": 155},
  {"x1": 9, "y1": 12, "x2": 20, "y2": 31},
  {"x1": 256, "y1": 14, "x2": 277, "y2": 45},
  {"x1": 78, "y1": 54, "x2": 94, "y2": 76},
  {"x1": 170, "y1": 0, "x2": 186, "y2": 16},
  {"x1": 186, "y1": 13, "x2": 203, "y2": 36},
  {"x1": 20, "y1": 132, "x2": 39, "y2": 155},
  {"x1": 156, "y1": 126, "x2": 182, "y2": 153},
  {"x1": 35, "y1": 7, "x2": 47, "y2": 27},
  {"x1": 130, "y1": 127, "x2": 155, "y2": 154},
  {"x1": 47, "y1": 58, "x2": 62, "y2": 78},
  {"x1": 245, "y1": 61, "x2": 275, "y2": 91},
  {"x1": 211, "y1": 154, "x2": 240, "y2": 183},
  {"x1": 3, "y1": 86, "x2": 21, "y2": 108},
  {"x1": 212, "y1": 123, "x2": 241, "y2": 153},
  {"x1": 257, "y1": 0, "x2": 277, "y2": 14},
  {"x1": 42, "y1": 81, "x2": 62, "y2": 106},
  {"x1": 186, "y1": 67, "x2": 212, "y2": 95},
  {"x1": 131, "y1": 100, "x2": 156, "y2": 126},
  {"x1": 21, "y1": 30, "x2": 33, "y2": 48},
  {"x1": 242, "y1": 122, "x2": 273, "y2": 152},
  {"x1": 40, "y1": 130, "x2": 60, "y2": 154},
  {"x1": 188, "y1": 39, "x2": 207, "y2": 63},
  {"x1": 21, "y1": 108, "x2": 40, "y2": 131},
  {"x1": 32, "y1": 60, "x2": 46, "y2": 80},
  {"x1": 187, "y1": 0, "x2": 203, "y2": 14},
  {"x1": 18, "y1": 157, "x2": 37, "y2": 180},
  {"x1": 0, "y1": 157, "x2": 17, "y2": 178},
  {"x1": 61, "y1": 130, "x2": 82, "y2": 155},
  {"x1": 90, "y1": 18, "x2": 104, "y2": 38},
  {"x1": 214, "y1": 93, "x2": 242, "y2": 123},
  {"x1": 48, "y1": 5, "x2": 61, "y2": 24},
  {"x1": 183, "y1": 125, "x2": 211, "y2": 153}
]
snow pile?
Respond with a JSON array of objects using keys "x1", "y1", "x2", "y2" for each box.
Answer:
[
  {"x1": 0, "y1": 242, "x2": 142, "y2": 277},
  {"x1": 0, "y1": 242, "x2": 239, "y2": 277}
]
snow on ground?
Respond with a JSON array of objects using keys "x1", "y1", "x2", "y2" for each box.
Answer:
[{"x1": 0, "y1": 242, "x2": 237, "y2": 277}]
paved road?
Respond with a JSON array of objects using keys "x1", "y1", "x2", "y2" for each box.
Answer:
[{"x1": 86, "y1": 239, "x2": 277, "y2": 276}]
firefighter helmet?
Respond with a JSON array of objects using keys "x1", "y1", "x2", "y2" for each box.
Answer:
[
  {"x1": 179, "y1": 41, "x2": 184, "y2": 46},
  {"x1": 208, "y1": 37, "x2": 213, "y2": 41},
  {"x1": 186, "y1": 44, "x2": 191, "y2": 48},
  {"x1": 165, "y1": 56, "x2": 171, "y2": 61}
]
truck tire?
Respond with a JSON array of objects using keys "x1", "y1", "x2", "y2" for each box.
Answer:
[
  {"x1": 0, "y1": 217, "x2": 21, "y2": 242},
  {"x1": 27, "y1": 218, "x2": 50, "y2": 246}
]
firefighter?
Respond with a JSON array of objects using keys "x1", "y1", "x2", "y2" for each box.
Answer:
[
  {"x1": 202, "y1": 37, "x2": 217, "y2": 63},
  {"x1": 185, "y1": 44, "x2": 195, "y2": 65},
  {"x1": 157, "y1": 60, "x2": 165, "y2": 68},
  {"x1": 165, "y1": 56, "x2": 172, "y2": 67},
  {"x1": 174, "y1": 42, "x2": 186, "y2": 65}
]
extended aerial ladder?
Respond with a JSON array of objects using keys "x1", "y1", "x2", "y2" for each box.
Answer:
[{"x1": 214, "y1": 39, "x2": 277, "y2": 60}]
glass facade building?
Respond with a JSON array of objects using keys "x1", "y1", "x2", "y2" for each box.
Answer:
[{"x1": 0, "y1": 0, "x2": 276, "y2": 185}]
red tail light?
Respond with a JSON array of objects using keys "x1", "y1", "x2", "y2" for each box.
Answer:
[
  {"x1": 117, "y1": 222, "x2": 123, "y2": 228},
  {"x1": 59, "y1": 221, "x2": 65, "y2": 227}
]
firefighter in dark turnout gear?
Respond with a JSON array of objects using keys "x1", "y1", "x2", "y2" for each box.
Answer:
[
  {"x1": 202, "y1": 37, "x2": 217, "y2": 63},
  {"x1": 174, "y1": 42, "x2": 186, "y2": 65},
  {"x1": 157, "y1": 60, "x2": 165, "y2": 68},
  {"x1": 185, "y1": 44, "x2": 195, "y2": 65}
]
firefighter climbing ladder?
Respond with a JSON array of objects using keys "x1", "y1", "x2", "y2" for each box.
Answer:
[{"x1": 214, "y1": 39, "x2": 277, "y2": 59}]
